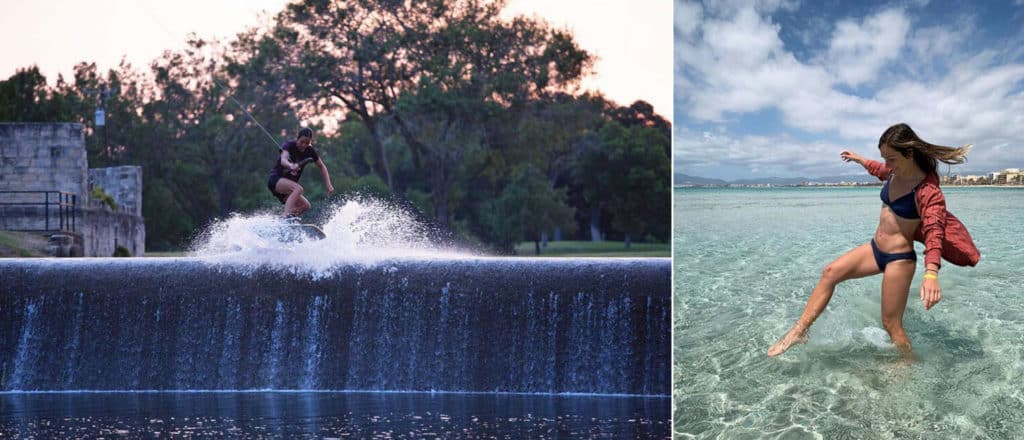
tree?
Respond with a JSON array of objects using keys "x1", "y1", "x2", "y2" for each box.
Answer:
[
  {"x1": 0, "y1": 0, "x2": 675, "y2": 253},
  {"x1": 0, "y1": 66, "x2": 74, "y2": 122},
  {"x1": 134, "y1": 37, "x2": 309, "y2": 221},
  {"x1": 609, "y1": 100, "x2": 670, "y2": 137},
  {"x1": 270, "y1": 0, "x2": 592, "y2": 230},
  {"x1": 510, "y1": 93, "x2": 603, "y2": 245},
  {"x1": 575, "y1": 102, "x2": 671, "y2": 247},
  {"x1": 480, "y1": 164, "x2": 576, "y2": 254}
]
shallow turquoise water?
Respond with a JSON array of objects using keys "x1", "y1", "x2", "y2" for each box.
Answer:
[{"x1": 673, "y1": 187, "x2": 1024, "y2": 439}]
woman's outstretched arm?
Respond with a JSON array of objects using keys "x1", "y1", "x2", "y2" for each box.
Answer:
[{"x1": 841, "y1": 150, "x2": 890, "y2": 180}]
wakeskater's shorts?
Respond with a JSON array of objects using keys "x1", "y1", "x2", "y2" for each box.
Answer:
[{"x1": 267, "y1": 174, "x2": 291, "y2": 204}]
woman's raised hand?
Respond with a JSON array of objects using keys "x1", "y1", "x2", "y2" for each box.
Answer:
[{"x1": 840, "y1": 150, "x2": 863, "y2": 164}]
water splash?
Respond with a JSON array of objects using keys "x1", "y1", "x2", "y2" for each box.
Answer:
[
  {"x1": 188, "y1": 198, "x2": 472, "y2": 274},
  {"x1": 860, "y1": 327, "x2": 895, "y2": 349}
]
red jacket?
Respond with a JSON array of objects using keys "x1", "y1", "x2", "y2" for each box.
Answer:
[{"x1": 864, "y1": 160, "x2": 980, "y2": 268}]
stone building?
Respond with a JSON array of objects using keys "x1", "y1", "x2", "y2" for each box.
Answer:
[{"x1": 0, "y1": 123, "x2": 145, "y2": 256}]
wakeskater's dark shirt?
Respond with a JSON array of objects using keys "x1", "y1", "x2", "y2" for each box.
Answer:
[{"x1": 271, "y1": 140, "x2": 319, "y2": 182}]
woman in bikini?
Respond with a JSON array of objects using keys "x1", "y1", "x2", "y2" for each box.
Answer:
[{"x1": 768, "y1": 123, "x2": 979, "y2": 357}]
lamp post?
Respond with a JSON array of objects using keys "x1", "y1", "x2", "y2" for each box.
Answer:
[{"x1": 82, "y1": 85, "x2": 118, "y2": 157}]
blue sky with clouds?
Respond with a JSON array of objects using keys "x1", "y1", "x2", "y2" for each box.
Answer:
[{"x1": 674, "y1": 0, "x2": 1024, "y2": 180}]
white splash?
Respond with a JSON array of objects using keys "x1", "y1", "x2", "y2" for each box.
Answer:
[
  {"x1": 860, "y1": 327, "x2": 895, "y2": 348},
  {"x1": 188, "y1": 198, "x2": 472, "y2": 273}
]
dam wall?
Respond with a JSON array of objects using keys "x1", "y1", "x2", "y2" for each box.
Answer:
[{"x1": 0, "y1": 257, "x2": 669, "y2": 395}]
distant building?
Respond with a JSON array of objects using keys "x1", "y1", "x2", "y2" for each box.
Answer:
[{"x1": 998, "y1": 168, "x2": 1022, "y2": 184}]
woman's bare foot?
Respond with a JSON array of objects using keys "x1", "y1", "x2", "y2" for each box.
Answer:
[
  {"x1": 895, "y1": 341, "x2": 915, "y2": 360},
  {"x1": 767, "y1": 322, "x2": 809, "y2": 357}
]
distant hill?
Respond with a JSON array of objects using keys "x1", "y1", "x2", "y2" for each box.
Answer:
[
  {"x1": 674, "y1": 173, "x2": 728, "y2": 185},
  {"x1": 677, "y1": 167, "x2": 999, "y2": 186},
  {"x1": 796, "y1": 174, "x2": 879, "y2": 184},
  {"x1": 946, "y1": 169, "x2": 997, "y2": 177},
  {"x1": 675, "y1": 173, "x2": 879, "y2": 186},
  {"x1": 730, "y1": 176, "x2": 808, "y2": 185}
]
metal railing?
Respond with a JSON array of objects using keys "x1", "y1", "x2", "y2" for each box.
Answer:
[{"x1": 0, "y1": 190, "x2": 77, "y2": 232}]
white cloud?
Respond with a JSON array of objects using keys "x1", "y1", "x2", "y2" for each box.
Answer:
[
  {"x1": 825, "y1": 9, "x2": 910, "y2": 86},
  {"x1": 675, "y1": 4, "x2": 1024, "y2": 179},
  {"x1": 908, "y1": 25, "x2": 965, "y2": 61},
  {"x1": 675, "y1": 0, "x2": 702, "y2": 38},
  {"x1": 679, "y1": 6, "x2": 825, "y2": 121},
  {"x1": 701, "y1": 0, "x2": 800, "y2": 16},
  {"x1": 703, "y1": 7, "x2": 784, "y2": 69}
]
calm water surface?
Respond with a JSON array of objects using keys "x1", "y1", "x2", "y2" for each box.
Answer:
[{"x1": 673, "y1": 187, "x2": 1024, "y2": 439}]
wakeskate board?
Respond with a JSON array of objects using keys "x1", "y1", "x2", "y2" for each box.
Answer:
[
  {"x1": 256, "y1": 223, "x2": 327, "y2": 242},
  {"x1": 289, "y1": 224, "x2": 326, "y2": 240}
]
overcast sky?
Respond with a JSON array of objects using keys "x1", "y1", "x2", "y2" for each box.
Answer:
[
  {"x1": 0, "y1": 0, "x2": 671, "y2": 118},
  {"x1": 675, "y1": 0, "x2": 1024, "y2": 180}
]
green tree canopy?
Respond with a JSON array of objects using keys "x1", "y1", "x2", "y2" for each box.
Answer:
[
  {"x1": 0, "y1": 66, "x2": 73, "y2": 122},
  {"x1": 480, "y1": 164, "x2": 576, "y2": 254},
  {"x1": 268, "y1": 0, "x2": 593, "y2": 229}
]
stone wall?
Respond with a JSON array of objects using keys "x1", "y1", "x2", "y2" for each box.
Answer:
[
  {"x1": 80, "y1": 206, "x2": 145, "y2": 257},
  {"x1": 0, "y1": 123, "x2": 85, "y2": 233},
  {"x1": 0, "y1": 123, "x2": 145, "y2": 256},
  {"x1": 86, "y1": 166, "x2": 145, "y2": 256},
  {"x1": 0, "y1": 123, "x2": 88, "y2": 197},
  {"x1": 90, "y1": 166, "x2": 143, "y2": 217}
]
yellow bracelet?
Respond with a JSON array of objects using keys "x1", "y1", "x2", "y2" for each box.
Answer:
[{"x1": 923, "y1": 273, "x2": 938, "y2": 280}]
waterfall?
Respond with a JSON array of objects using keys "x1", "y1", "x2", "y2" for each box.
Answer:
[{"x1": 1, "y1": 257, "x2": 669, "y2": 395}]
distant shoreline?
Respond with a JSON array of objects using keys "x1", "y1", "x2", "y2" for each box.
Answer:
[
  {"x1": 674, "y1": 184, "x2": 1024, "y2": 189},
  {"x1": 944, "y1": 184, "x2": 1024, "y2": 188}
]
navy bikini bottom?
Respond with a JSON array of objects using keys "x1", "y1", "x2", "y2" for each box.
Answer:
[{"x1": 870, "y1": 239, "x2": 916, "y2": 271}]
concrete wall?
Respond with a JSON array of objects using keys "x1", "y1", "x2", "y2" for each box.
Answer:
[{"x1": 0, "y1": 123, "x2": 145, "y2": 256}]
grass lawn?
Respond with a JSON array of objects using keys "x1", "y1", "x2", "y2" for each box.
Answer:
[
  {"x1": 514, "y1": 240, "x2": 669, "y2": 257},
  {"x1": 146, "y1": 241, "x2": 669, "y2": 258},
  {"x1": 145, "y1": 251, "x2": 188, "y2": 257},
  {"x1": 0, "y1": 231, "x2": 50, "y2": 257}
]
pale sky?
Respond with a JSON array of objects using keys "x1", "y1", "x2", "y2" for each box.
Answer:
[{"x1": 0, "y1": 0, "x2": 671, "y2": 117}]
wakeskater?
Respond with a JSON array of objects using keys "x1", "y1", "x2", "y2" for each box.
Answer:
[{"x1": 265, "y1": 127, "x2": 332, "y2": 239}]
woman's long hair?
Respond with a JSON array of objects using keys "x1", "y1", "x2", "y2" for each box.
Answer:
[{"x1": 878, "y1": 123, "x2": 972, "y2": 175}]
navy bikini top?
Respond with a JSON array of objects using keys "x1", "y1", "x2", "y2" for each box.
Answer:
[{"x1": 880, "y1": 174, "x2": 920, "y2": 219}]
